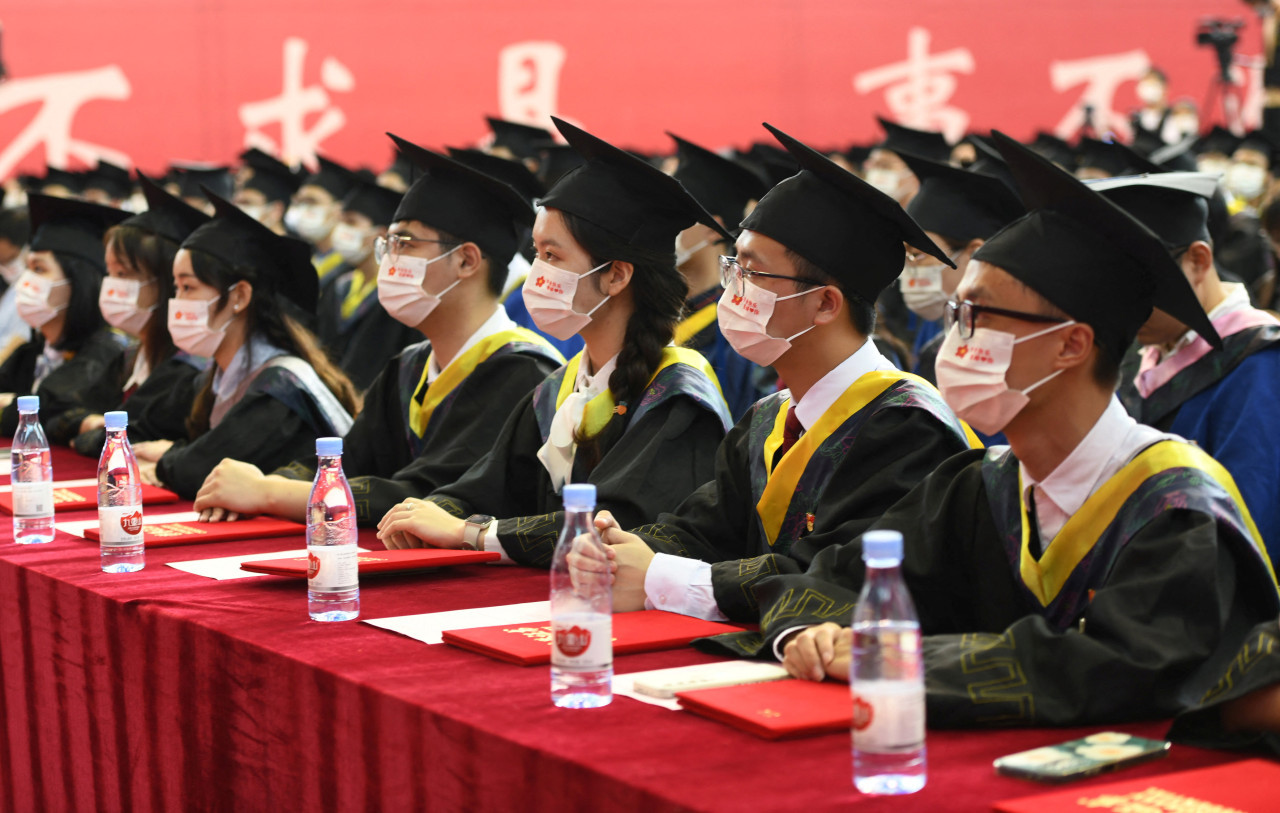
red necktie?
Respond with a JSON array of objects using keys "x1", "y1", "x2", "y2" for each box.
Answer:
[{"x1": 779, "y1": 405, "x2": 803, "y2": 458}]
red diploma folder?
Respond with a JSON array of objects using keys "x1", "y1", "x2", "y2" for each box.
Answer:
[
  {"x1": 83, "y1": 516, "x2": 306, "y2": 547},
  {"x1": 0, "y1": 483, "x2": 179, "y2": 515},
  {"x1": 239, "y1": 548, "x2": 501, "y2": 576},
  {"x1": 675, "y1": 679, "x2": 851, "y2": 740},
  {"x1": 993, "y1": 758, "x2": 1280, "y2": 812},
  {"x1": 441, "y1": 610, "x2": 745, "y2": 666}
]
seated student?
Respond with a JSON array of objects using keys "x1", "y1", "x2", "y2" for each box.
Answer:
[
  {"x1": 135, "y1": 193, "x2": 359, "y2": 498},
  {"x1": 375, "y1": 118, "x2": 734, "y2": 564},
  {"x1": 234, "y1": 148, "x2": 300, "y2": 236},
  {"x1": 0, "y1": 195, "x2": 128, "y2": 442},
  {"x1": 576, "y1": 125, "x2": 980, "y2": 624},
  {"x1": 747, "y1": 134, "x2": 1280, "y2": 734},
  {"x1": 285, "y1": 156, "x2": 359, "y2": 285},
  {"x1": 0, "y1": 203, "x2": 33, "y2": 363},
  {"x1": 70, "y1": 176, "x2": 211, "y2": 456},
  {"x1": 192, "y1": 137, "x2": 563, "y2": 526}
]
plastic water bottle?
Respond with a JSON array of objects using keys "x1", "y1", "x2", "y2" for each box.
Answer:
[
  {"x1": 11, "y1": 395, "x2": 54, "y2": 545},
  {"x1": 97, "y1": 411, "x2": 144, "y2": 572},
  {"x1": 549, "y1": 483, "x2": 612, "y2": 708},
  {"x1": 851, "y1": 530, "x2": 926, "y2": 795},
  {"x1": 307, "y1": 436, "x2": 358, "y2": 622}
]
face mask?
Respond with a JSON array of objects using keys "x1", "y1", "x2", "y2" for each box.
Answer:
[
  {"x1": 285, "y1": 203, "x2": 334, "y2": 242},
  {"x1": 865, "y1": 168, "x2": 903, "y2": 199},
  {"x1": 1197, "y1": 156, "x2": 1231, "y2": 177},
  {"x1": 99, "y1": 277, "x2": 156, "y2": 335},
  {"x1": 934, "y1": 320, "x2": 1075, "y2": 435},
  {"x1": 675, "y1": 235, "x2": 714, "y2": 268},
  {"x1": 330, "y1": 223, "x2": 372, "y2": 265},
  {"x1": 717, "y1": 278, "x2": 820, "y2": 366},
  {"x1": 522, "y1": 258, "x2": 612, "y2": 340},
  {"x1": 899, "y1": 263, "x2": 948, "y2": 322},
  {"x1": 167, "y1": 296, "x2": 231, "y2": 358},
  {"x1": 15, "y1": 271, "x2": 69, "y2": 329},
  {"x1": 1169, "y1": 114, "x2": 1198, "y2": 136},
  {"x1": 1136, "y1": 80, "x2": 1164, "y2": 105},
  {"x1": 239, "y1": 203, "x2": 269, "y2": 224},
  {"x1": 376, "y1": 246, "x2": 462, "y2": 327},
  {"x1": 0, "y1": 251, "x2": 26, "y2": 285},
  {"x1": 1225, "y1": 163, "x2": 1267, "y2": 201}
]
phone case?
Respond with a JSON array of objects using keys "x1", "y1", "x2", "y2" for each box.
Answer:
[{"x1": 993, "y1": 732, "x2": 1170, "y2": 782}]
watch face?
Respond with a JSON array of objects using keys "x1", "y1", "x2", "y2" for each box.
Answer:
[{"x1": 466, "y1": 515, "x2": 495, "y2": 527}]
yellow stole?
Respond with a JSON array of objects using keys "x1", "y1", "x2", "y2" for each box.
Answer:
[
  {"x1": 339, "y1": 269, "x2": 377, "y2": 320},
  {"x1": 756, "y1": 370, "x2": 981, "y2": 547},
  {"x1": 409, "y1": 328, "x2": 556, "y2": 437},
  {"x1": 672, "y1": 302, "x2": 719, "y2": 347},
  {"x1": 1016, "y1": 440, "x2": 1277, "y2": 607},
  {"x1": 314, "y1": 250, "x2": 345, "y2": 281},
  {"x1": 554, "y1": 346, "x2": 721, "y2": 438}
]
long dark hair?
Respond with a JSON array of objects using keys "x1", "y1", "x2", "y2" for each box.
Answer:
[
  {"x1": 104, "y1": 223, "x2": 178, "y2": 372},
  {"x1": 183, "y1": 247, "x2": 361, "y2": 437},
  {"x1": 50, "y1": 251, "x2": 107, "y2": 352}
]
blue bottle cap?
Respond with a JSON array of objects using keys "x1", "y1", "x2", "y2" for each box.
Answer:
[
  {"x1": 562, "y1": 483, "x2": 596, "y2": 510},
  {"x1": 862, "y1": 530, "x2": 904, "y2": 563},
  {"x1": 15, "y1": 395, "x2": 38, "y2": 412},
  {"x1": 104, "y1": 411, "x2": 128, "y2": 431},
  {"x1": 316, "y1": 437, "x2": 343, "y2": 456}
]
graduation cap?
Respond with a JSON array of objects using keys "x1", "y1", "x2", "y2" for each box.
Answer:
[
  {"x1": 972, "y1": 131, "x2": 1221, "y2": 360},
  {"x1": 535, "y1": 141, "x2": 586, "y2": 189},
  {"x1": 339, "y1": 177, "x2": 402, "y2": 227},
  {"x1": 1074, "y1": 137, "x2": 1130, "y2": 177},
  {"x1": 1193, "y1": 125, "x2": 1241, "y2": 158},
  {"x1": 740, "y1": 123, "x2": 953, "y2": 304},
  {"x1": 845, "y1": 144, "x2": 874, "y2": 168},
  {"x1": 83, "y1": 160, "x2": 133, "y2": 201},
  {"x1": 300, "y1": 156, "x2": 358, "y2": 201},
  {"x1": 181, "y1": 190, "x2": 318, "y2": 314},
  {"x1": 486, "y1": 117, "x2": 554, "y2": 161},
  {"x1": 120, "y1": 173, "x2": 211, "y2": 245},
  {"x1": 389, "y1": 133, "x2": 533, "y2": 268},
  {"x1": 383, "y1": 149, "x2": 415, "y2": 185},
  {"x1": 240, "y1": 148, "x2": 301, "y2": 203},
  {"x1": 40, "y1": 167, "x2": 84, "y2": 195},
  {"x1": 1027, "y1": 132, "x2": 1075, "y2": 169},
  {"x1": 27, "y1": 193, "x2": 130, "y2": 271},
  {"x1": 1084, "y1": 172, "x2": 1217, "y2": 248},
  {"x1": 741, "y1": 142, "x2": 799, "y2": 188},
  {"x1": 967, "y1": 134, "x2": 1019, "y2": 193},
  {"x1": 1148, "y1": 136, "x2": 1199, "y2": 172},
  {"x1": 1111, "y1": 141, "x2": 1164, "y2": 175},
  {"x1": 1234, "y1": 130, "x2": 1278, "y2": 168},
  {"x1": 898, "y1": 151, "x2": 1025, "y2": 244},
  {"x1": 667, "y1": 133, "x2": 768, "y2": 236},
  {"x1": 172, "y1": 165, "x2": 234, "y2": 202},
  {"x1": 876, "y1": 118, "x2": 951, "y2": 163},
  {"x1": 447, "y1": 147, "x2": 546, "y2": 204},
  {"x1": 538, "y1": 117, "x2": 734, "y2": 252}
]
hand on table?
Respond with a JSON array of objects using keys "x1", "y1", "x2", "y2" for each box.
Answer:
[
  {"x1": 138, "y1": 460, "x2": 163, "y2": 487},
  {"x1": 78, "y1": 414, "x2": 106, "y2": 436},
  {"x1": 782, "y1": 622, "x2": 851, "y2": 682},
  {"x1": 193, "y1": 459, "x2": 268, "y2": 522},
  {"x1": 593, "y1": 510, "x2": 653, "y2": 612},
  {"x1": 132, "y1": 439, "x2": 174, "y2": 462},
  {"x1": 377, "y1": 499, "x2": 465, "y2": 549}
]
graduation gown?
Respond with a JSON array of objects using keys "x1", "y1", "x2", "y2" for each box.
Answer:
[
  {"x1": 634, "y1": 370, "x2": 980, "y2": 622},
  {"x1": 675, "y1": 285, "x2": 767, "y2": 422},
  {"x1": 315, "y1": 269, "x2": 419, "y2": 392},
  {"x1": 273, "y1": 332, "x2": 563, "y2": 525},
  {"x1": 426, "y1": 347, "x2": 733, "y2": 566},
  {"x1": 70, "y1": 352, "x2": 207, "y2": 456},
  {"x1": 704, "y1": 440, "x2": 1280, "y2": 739},
  {"x1": 0, "y1": 328, "x2": 126, "y2": 444}
]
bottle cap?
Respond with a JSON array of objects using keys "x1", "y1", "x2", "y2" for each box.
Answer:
[
  {"x1": 861, "y1": 530, "x2": 904, "y2": 563},
  {"x1": 104, "y1": 411, "x2": 128, "y2": 431},
  {"x1": 15, "y1": 395, "x2": 38, "y2": 412},
  {"x1": 562, "y1": 483, "x2": 596, "y2": 510},
  {"x1": 316, "y1": 437, "x2": 343, "y2": 456}
]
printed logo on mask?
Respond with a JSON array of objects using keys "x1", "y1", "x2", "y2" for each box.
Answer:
[
  {"x1": 906, "y1": 276, "x2": 930, "y2": 289},
  {"x1": 534, "y1": 275, "x2": 565, "y2": 294},
  {"x1": 736, "y1": 297, "x2": 760, "y2": 316},
  {"x1": 173, "y1": 309, "x2": 199, "y2": 321},
  {"x1": 388, "y1": 264, "x2": 416, "y2": 281}
]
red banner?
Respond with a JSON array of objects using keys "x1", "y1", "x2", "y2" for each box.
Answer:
[{"x1": 0, "y1": 0, "x2": 1267, "y2": 178}]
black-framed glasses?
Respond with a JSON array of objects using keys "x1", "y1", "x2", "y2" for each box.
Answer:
[
  {"x1": 374, "y1": 234, "x2": 460, "y2": 264},
  {"x1": 944, "y1": 299, "x2": 1068, "y2": 340},
  {"x1": 718, "y1": 255, "x2": 827, "y2": 298}
]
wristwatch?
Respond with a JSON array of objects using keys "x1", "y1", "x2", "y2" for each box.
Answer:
[{"x1": 462, "y1": 514, "x2": 495, "y2": 550}]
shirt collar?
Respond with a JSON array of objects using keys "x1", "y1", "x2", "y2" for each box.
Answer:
[
  {"x1": 1157, "y1": 281, "x2": 1251, "y2": 362},
  {"x1": 575, "y1": 351, "x2": 619, "y2": 399},
  {"x1": 427, "y1": 306, "x2": 515, "y2": 382},
  {"x1": 792, "y1": 339, "x2": 897, "y2": 431},
  {"x1": 212, "y1": 336, "x2": 287, "y2": 405}
]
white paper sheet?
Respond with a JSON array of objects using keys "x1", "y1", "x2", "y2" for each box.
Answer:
[
  {"x1": 166, "y1": 547, "x2": 368, "y2": 580},
  {"x1": 55, "y1": 510, "x2": 201, "y2": 538},
  {"x1": 612, "y1": 672, "x2": 685, "y2": 711},
  {"x1": 363, "y1": 601, "x2": 552, "y2": 645},
  {"x1": 613, "y1": 661, "x2": 792, "y2": 711}
]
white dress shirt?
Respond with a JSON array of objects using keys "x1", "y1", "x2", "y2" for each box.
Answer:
[{"x1": 426, "y1": 305, "x2": 514, "y2": 383}]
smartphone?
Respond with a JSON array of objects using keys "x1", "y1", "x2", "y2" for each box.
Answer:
[{"x1": 993, "y1": 731, "x2": 1170, "y2": 783}]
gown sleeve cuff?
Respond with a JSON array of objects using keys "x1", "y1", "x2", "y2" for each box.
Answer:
[
  {"x1": 482, "y1": 522, "x2": 515, "y2": 565},
  {"x1": 643, "y1": 553, "x2": 729, "y2": 622}
]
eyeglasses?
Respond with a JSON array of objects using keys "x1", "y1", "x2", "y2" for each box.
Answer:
[
  {"x1": 718, "y1": 255, "x2": 827, "y2": 298},
  {"x1": 944, "y1": 299, "x2": 1068, "y2": 340},
  {"x1": 904, "y1": 246, "x2": 962, "y2": 268},
  {"x1": 374, "y1": 234, "x2": 459, "y2": 264}
]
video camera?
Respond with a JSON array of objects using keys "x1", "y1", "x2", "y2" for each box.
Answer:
[{"x1": 1197, "y1": 18, "x2": 1245, "y2": 83}]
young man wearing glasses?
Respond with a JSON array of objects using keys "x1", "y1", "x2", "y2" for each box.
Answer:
[
  {"x1": 574, "y1": 124, "x2": 981, "y2": 626},
  {"x1": 192, "y1": 135, "x2": 563, "y2": 526}
]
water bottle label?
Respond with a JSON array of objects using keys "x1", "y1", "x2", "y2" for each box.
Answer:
[
  {"x1": 550, "y1": 614, "x2": 612, "y2": 669},
  {"x1": 307, "y1": 544, "x2": 358, "y2": 591},
  {"x1": 852, "y1": 680, "x2": 925, "y2": 751},
  {"x1": 98, "y1": 504, "x2": 144, "y2": 546},
  {"x1": 12, "y1": 481, "x2": 53, "y2": 517}
]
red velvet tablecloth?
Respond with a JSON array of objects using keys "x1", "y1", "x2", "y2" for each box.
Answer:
[{"x1": 0, "y1": 450, "x2": 1247, "y2": 812}]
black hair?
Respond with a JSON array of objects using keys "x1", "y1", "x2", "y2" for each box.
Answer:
[
  {"x1": 104, "y1": 224, "x2": 178, "y2": 372},
  {"x1": 783, "y1": 248, "x2": 877, "y2": 336},
  {"x1": 50, "y1": 251, "x2": 107, "y2": 352},
  {"x1": 431, "y1": 225, "x2": 504, "y2": 299},
  {"x1": 0, "y1": 207, "x2": 31, "y2": 246}
]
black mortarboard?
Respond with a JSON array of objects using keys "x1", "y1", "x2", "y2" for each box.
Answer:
[
  {"x1": 1130, "y1": 129, "x2": 1165, "y2": 158},
  {"x1": 241, "y1": 148, "x2": 301, "y2": 203},
  {"x1": 181, "y1": 190, "x2": 317, "y2": 313},
  {"x1": 535, "y1": 142, "x2": 585, "y2": 189},
  {"x1": 385, "y1": 149, "x2": 415, "y2": 184},
  {"x1": 27, "y1": 193, "x2": 130, "y2": 270},
  {"x1": 1194, "y1": 126, "x2": 1241, "y2": 158},
  {"x1": 845, "y1": 144, "x2": 874, "y2": 168},
  {"x1": 40, "y1": 167, "x2": 84, "y2": 195},
  {"x1": 1085, "y1": 172, "x2": 1217, "y2": 248},
  {"x1": 876, "y1": 118, "x2": 951, "y2": 163},
  {"x1": 339, "y1": 177, "x2": 401, "y2": 227},
  {"x1": 538, "y1": 117, "x2": 733, "y2": 251},
  {"x1": 1235, "y1": 130, "x2": 1278, "y2": 168},
  {"x1": 83, "y1": 160, "x2": 133, "y2": 201},
  {"x1": 968, "y1": 134, "x2": 1019, "y2": 193},
  {"x1": 173, "y1": 165, "x2": 234, "y2": 202},
  {"x1": 742, "y1": 142, "x2": 799, "y2": 188},
  {"x1": 1074, "y1": 137, "x2": 1130, "y2": 177},
  {"x1": 740, "y1": 123, "x2": 953, "y2": 304},
  {"x1": 1148, "y1": 136, "x2": 1199, "y2": 172},
  {"x1": 668, "y1": 133, "x2": 768, "y2": 236},
  {"x1": 486, "y1": 117, "x2": 554, "y2": 161},
  {"x1": 121, "y1": 173, "x2": 211, "y2": 244},
  {"x1": 1028, "y1": 132, "x2": 1075, "y2": 169},
  {"x1": 301, "y1": 156, "x2": 358, "y2": 201},
  {"x1": 389, "y1": 133, "x2": 533, "y2": 268},
  {"x1": 447, "y1": 147, "x2": 546, "y2": 204},
  {"x1": 898, "y1": 152, "x2": 1025, "y2": 243},
  {"x1": 973, "y1": 132, "x2": 1221, "y2": 358}
]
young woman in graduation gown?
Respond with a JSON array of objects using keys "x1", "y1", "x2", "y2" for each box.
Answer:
[
  {"x1": 135, "y1": 192, "x2": 359, "y2": 498},
  {"x1": 377, "y1": 118, "x2": 734, "y2": 565},
  {"x1": 0, "y1": 195, "x2": 128, "y2": 443},
  {"x1": 71, "y1": 175, "x2": 211, "y2": 456}
]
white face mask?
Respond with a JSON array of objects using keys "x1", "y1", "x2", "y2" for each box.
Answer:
[
  {"x1": 239, "y1": 203, "x2": 269, "y2": 224},
  {"x1": 1225, "y1": 163, "x2": 1267, "y2": 201},
  {"x1": 934, "y1": 320, "x2": 1075, "y2": 435},
  {"x1": 521, "y1": 258, "x2": 612, "y2": 340},
  {"x1": 167, "y1": 296, "x2": 231, "y2": 358},
  {"x1": 0, "y1": 251, "x2": 27, "y2": 285},
  {"x1": 675, "y1": 235, "x2": 714, "y2": 268},
  {"x1": 376, "y1": 246, "x2": 461, "y2": 327},
  {"x1": 1197, "y1": 156, "x2": 1231, "y2": 178},
  {"x1": 717, "y1": 278, "x2": 819, "y2": 366},
  {"x1": 15, "y1": 271, "x2": 69, "y2": 329},
  {"x1": 899, "y1": 263, "x2": 948, "y2": 322},
  {"x1": 865, "y1": 168, "x2": 904, "y2": 200},
  {"x1": 99, "y1": 277, "x2": 156, "y2": 336},
  {"x1": 1136, "y1": 79, "x2": 1164, "y2": 105},
  {"x1": 285, "y1": 203, "x2": 335, "y2": 243},
  {"x1": 330, "y1": 223, "x2": 373, "y2": 265}
]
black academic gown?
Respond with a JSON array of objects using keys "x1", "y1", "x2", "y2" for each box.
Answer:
[
  {"x1": 315, "y1": 271, "x2": 419, "y2": 392},
  {"x1": 70, "y1": 353, "x2": 206, "y2": 456},
  {"x1": 0, "y1": 328, "x2": 126, "y2": 444}
]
